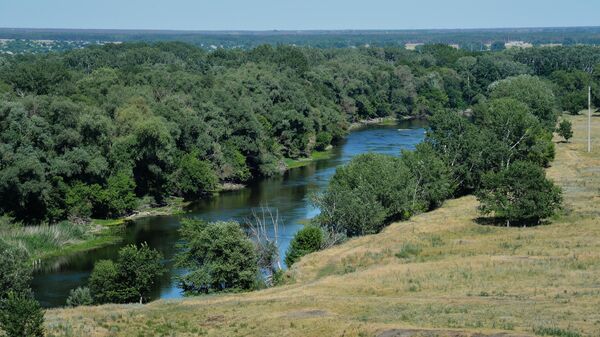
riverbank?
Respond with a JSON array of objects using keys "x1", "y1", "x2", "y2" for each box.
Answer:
[
  {"x1": 18, "y1": 118, "x2": 413, "y2": 267},
  {"x1": 45, "y1": 114, "x2": 600, "y2": 337}
]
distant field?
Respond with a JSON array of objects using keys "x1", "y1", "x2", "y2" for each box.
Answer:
[
  {"x1": 45, "y1": 114, "x2": 600, "y2": 337},
  {"x1": 2, "y1": 26, "x2": 600, "y2": 50}
]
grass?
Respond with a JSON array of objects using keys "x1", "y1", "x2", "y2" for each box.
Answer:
[
  {"x1": 43, "y1": 114, "x2": 600, "y2": 337},
  {"x1": 0, "y1": 218, "x2": 121, "y2": 261},
  {"x1": 285, "y1": 149, "x2": 334, "y2": 169}
]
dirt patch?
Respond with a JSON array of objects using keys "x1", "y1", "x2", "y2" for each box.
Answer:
[{"x1": 377, "y1": 329, "x2": 531, "y2": 337}]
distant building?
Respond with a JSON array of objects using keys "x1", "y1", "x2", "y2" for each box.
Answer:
[
  {"x1": 540, "y1": 43, "x2": 563, "y2": 48},
  {"x1": 405, "y1": 43, "x2": 424, "y2": 50},
  {"x1": 505, "y1": 41, "x2": 533, "y2": 49}
]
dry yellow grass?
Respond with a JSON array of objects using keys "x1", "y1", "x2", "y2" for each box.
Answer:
[{"x1": 44, "y1": 114, "x2": 600, "y2": 337}]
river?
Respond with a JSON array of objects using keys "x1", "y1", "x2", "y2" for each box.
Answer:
[{"x1": 32, "y1": 119, "x2": 427, "y2": 307}]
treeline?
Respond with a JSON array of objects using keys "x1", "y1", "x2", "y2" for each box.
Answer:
[{"x1": 0, "y1": 43, "x2": 597, "y2": 225}]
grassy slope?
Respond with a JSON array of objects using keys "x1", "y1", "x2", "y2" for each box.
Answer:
[{"x1": 45, "y1": 115, "x2": 600, "y2": 337}]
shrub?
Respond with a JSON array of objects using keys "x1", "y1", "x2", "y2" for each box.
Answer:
[
  {"x1": 285, "y1": 226, "x2": 324, "y2": 266},
  {"x1": 65, "y1": 287, "x2": 93, "y2": 307},
  {"x1": 0, "y1": 291, "x2": 44, "y2": 337},
  {"x1": 176, "y1": 220, "x2": 258, "y2": 295},
  {"x1": 477, "y1": 161, "x2": 562, "y2": 226},
  {"x1": 0, "y1": 240, "x2": 32, "y2": 300}
]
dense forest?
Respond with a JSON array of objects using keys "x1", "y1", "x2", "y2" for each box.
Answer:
[{"x1": 1, "y1": 42, "x2": 599, "y2": 225}]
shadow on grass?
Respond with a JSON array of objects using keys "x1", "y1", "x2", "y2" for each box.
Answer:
[{"x1": 474, "y1": 217, "x2": 551, "y2": 227}]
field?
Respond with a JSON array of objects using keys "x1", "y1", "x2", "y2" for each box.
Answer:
[{"x1": 45, "y1": 114, "x2": 600, "y2": 337}]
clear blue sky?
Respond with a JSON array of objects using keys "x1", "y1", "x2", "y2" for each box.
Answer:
[{"x1": 0, "y1": 0, "x2": 598, "y2": 30}]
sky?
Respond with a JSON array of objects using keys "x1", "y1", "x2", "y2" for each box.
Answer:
[{"x1": 0, "y1": 0, "x2": 598, "y2": 31}]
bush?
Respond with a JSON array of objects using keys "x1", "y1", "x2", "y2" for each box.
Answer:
[
  {"x1": 176, "y1": 220, "x2": 258, "y2": 295},
  {"x1": 285, "y1": 226, "x2": 324, "y2": 266},
  {"x1": 0, "y1": 240, "x2": 32, "y2": 300},
  {"x1": 65, "y1": 287, "x2": 93, "y2": 307},
  {"x1": 88, "y1": 243, "x2": 164, "y2": 304},
  {"x1": 477, "y1": 161, "x2": 562, "y2": 226},
  {"x1": 0, "y1": 291, "x2": 44, "y2": 337}
]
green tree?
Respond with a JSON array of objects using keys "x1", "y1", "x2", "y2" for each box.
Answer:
[
  {"x1": 401, "y1": 143, "x2": 455, "y2": 211},
  {"x1": 0, "y1": 292, "x2": 44, "y2": 337},
  {"x1": 88, "y1": 243, "x2": 164, "y2": 304},
  {"x1": 476, "y1": 161, "x2": 562, "y2": 226},
  {"x1": 490, "y1": 41, "x2": 506, "y2": 51},
  {"x1": 489, "y1": 75, "x2": 557, "y2": 127},
  {"x1": 285, "y1": 226, "x2": 324, "y2": 267},
  {"x1": 176, "y1": 220, "x2": 258, "y2": 294},
  {"x1": 313, "y1": 153, "x2": 417, "y2": 236},
  {"x1": 170, "y1": 151, "x2": 218, "y2": 199},
  {"x1": 88, "y1": 260, "x2": 120, "y2": 304},
  {"x1": 557, "y1": 119, "x2": 573, "y2": 143}
]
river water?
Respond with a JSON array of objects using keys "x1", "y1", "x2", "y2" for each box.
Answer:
[{"x1": 32, "y1": 119, "x2": 427, "y2": 307}]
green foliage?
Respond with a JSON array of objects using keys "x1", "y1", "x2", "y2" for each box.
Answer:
[
  {"x1": 490, "y1": 41, "x2": 506, "y2": 51},
  {"x1": 489, "y1": 75, "x2": 557, "y2": 127},
  {"x1": 533, "y1": 326, "x2": 582, "y2": 337},
  {"x1": 557, "y1": 119, "x2": 573, "y2": 142},
  {"x1": 0, "y1": 240, "x2": 32, "y2": 300},
  {"x1": 549, "y1": 70, "x2": 591, "y2": 114},
  {"x1": 395, "y1": 243, "x2": 422, "y2": 259},
  {"x1": 285, "y1": 226, "x2": 324, "y2": 266},
  {"x1": 88, "y1": 243, "x2": 164, "y2": 304},
  {"x1": 65, "y1": 287, "x2": 93, "y2": 307},
  {"x1": 0, "y1": 292, "x2": 45, "y2": 337},
  {"x1": 176, "y1": 220, "x2": 258, "y2": 295},
  {"x1": 401, "y1": 143, "x2": 455, "y2": 210},
  {"x1": 315, "y1": 132, "x2": 333, "y2": 151},
  {"x1": 88, "y1": 260, "x2": 119, "y2": 304},
  {"x1": 313, "y1": 153, "x2": 417, "y2": 237},
  {"x1": 477, "y1": 161, "x2": 562, "y2": 226},
  {"x1": 171, "y1": 152, "x2": 218, "y2": 199}
]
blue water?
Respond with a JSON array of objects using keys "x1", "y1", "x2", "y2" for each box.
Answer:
[{"x1": 32, "y1": 119, "x2": 426, "y2": 307}]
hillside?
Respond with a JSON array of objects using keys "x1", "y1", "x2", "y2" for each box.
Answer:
[{"x1": 45, "y1": 114, "x2": 600, "y2": 337}]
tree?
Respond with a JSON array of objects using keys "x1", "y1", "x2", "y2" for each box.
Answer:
[
  {"x1": 476, "y1": 161, "x2": 562, "y2": 226},
  {"x1": 401, "y1": 143, "x2": 455, "y2": 211},
  {"x1": 176, "y1": 220, "x2": 258, "y2": 295},
  {"x1": 88, "y1": 243, "x2": 164, "y2": 304},
  {"x1": 489, "y1": 75, "x2": 557, "y2": 127},
  {"x1": 285, "y1": 226, "x2": 323, "y2": 267},
  {"x1": 65, "y1": 287, "x2": 93, "y2": 307},
  {"x1": 88, "y1": 260, "x2": 120, "y2": 304},
  {"x1": 0, "y1": 292, "x2": 45, "y2": 337},
  {"x1": 474, "y1": 98, "x2": 554, "y2": 168},
  {"x1": 490, "y1": 41, "x2": 506, "y2": 52},
  {"x1": 170, "y1": 151, "x2": 218, "y2": 199},
  {"x1": 557, "y1": 119, "x2": 573, "y2": 143},
  {"x1": 313, "y1": 153, "x2": 417, "y2": 237}
]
